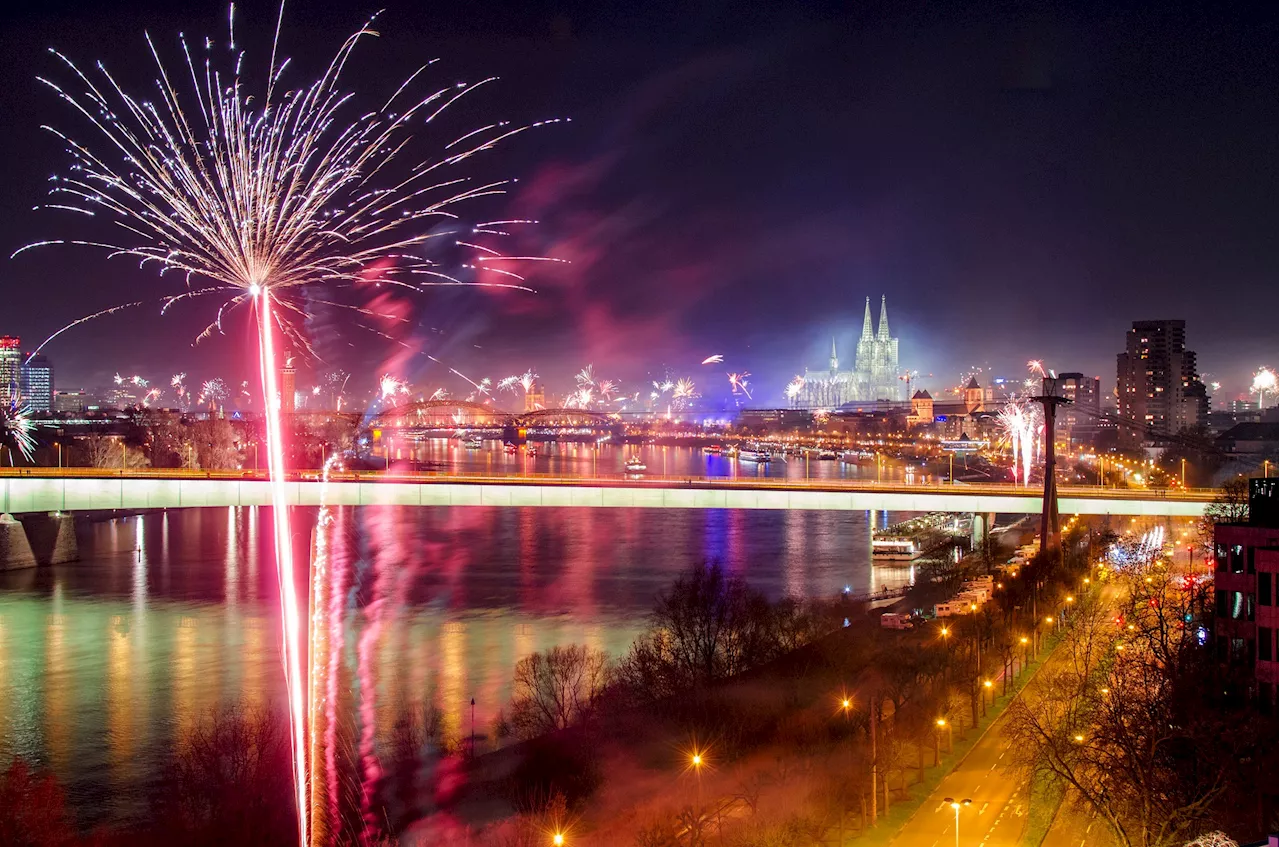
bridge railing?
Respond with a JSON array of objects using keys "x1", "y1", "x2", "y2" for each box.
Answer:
[{"x1": 0, "y1": 466, "x2": 1221, "y2": 502}]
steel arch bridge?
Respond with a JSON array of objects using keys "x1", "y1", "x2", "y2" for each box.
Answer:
[
  {"x1": 370, "y1": 400, "x2": 510, "y2": 430},
  {"x1": 514, "y1": 408, "x2": 617, "y2": 428}
]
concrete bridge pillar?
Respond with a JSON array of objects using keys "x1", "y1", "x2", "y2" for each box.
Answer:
[
  {"x1": 19, "y1": 512, "x2": 78, "y2": 566},
  {"x1": 0, "y1": 513, "x2": 36, "y2": 571},
  {"x1": 971, "y1": 512, "x2": 995, "y2": 550}
]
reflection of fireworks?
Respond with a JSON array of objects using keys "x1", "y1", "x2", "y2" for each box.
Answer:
[
  {"x1": 1252, "y1": 367, "x2": 1277, "y2": 409},
  {"x1": 701, "y1": 354, "x2": 724, "y2": 365},
  {"x1": 1, "y1": 394, "x2": 38, "y2": 462},
  {"x1": 728, "y1": 372, "x2": 753, "y2": 400}
]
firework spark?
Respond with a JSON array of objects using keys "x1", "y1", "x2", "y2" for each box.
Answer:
[
  {"x1": 701, "y1": 354, "x2": 724, "y2": 365},
  {"x1": 785, "y1": 375, "x2": 806, "y2": 402},
  {"x1": 1, "y1": 394, "x2": 38, "y2": 463},
  {"x1": 671, "y1": 377, "x2": 698, "y2": 410},
  {"x1": 1027, "y1": 360, "x2": 1046, "y2": 378},
  {"x1": 998, "y1": 400, "x2": 1040, "y2": 486},
  {"x1": 198, "y1": 378, "x2": 227, "y2": 409},
  {"x1": 1252, "y1": 367, "x2": 1277, "y2": 409},
  {"x1": 378, "y1": 374, "x2": 410, "y2": 404},
  {"x1": 728, "y1": 371, "x2": 753, "y2": 400}
]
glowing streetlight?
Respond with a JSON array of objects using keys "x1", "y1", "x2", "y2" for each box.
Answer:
[
  {"x1": 552, "y1": 834, "x2": 565, "y2": 846},
  {"x1": 936, "y1": 718, "x2": 952, "y2": 754},
  {"x1": 1073, "y1": 734, "x2": 1085, "y2": 743},
  {"x1": 944, "y1": 797, "x2": 972, "y2": 847}
]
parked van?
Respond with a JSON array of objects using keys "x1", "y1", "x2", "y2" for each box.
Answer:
[{"x1": 880, "y1": 613, "x2": 915, "y2": 630}]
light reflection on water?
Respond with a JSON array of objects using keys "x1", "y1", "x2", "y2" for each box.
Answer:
[{"x1": 0, "y1": 470, "x2": 917, "y2": 829}]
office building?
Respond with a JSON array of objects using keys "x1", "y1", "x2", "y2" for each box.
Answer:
[
  {"x1": 54, "y1": 390, "x2": 92, "y2": 414},
  {"x1": 1058, "y1": 372, "x2": 1100, "y2": 446},
  {"x1": 1214, "y1": 478, "x2": 1279, "y2": 704},
  {"x1": 1116, "y1": 320, "x2": 1208, "y2": 448},
  {"x1": 0, "y1": 336, "x2": 20, "y2": 403},
  {"x1": 20, "y1": 353, "x2": 54, "y2": 413}
]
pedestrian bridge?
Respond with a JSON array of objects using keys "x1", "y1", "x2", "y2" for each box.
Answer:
[{"x1": 0, "y1": 470, "x2": 1213, "y2": 517}]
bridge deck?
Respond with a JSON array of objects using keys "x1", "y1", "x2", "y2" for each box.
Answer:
[{"x1": 0, "y1": 469, "x2": 1214, "y2": 516}]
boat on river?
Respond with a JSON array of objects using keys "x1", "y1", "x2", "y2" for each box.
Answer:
[
  {"x1": 624, "y1": 456, "x2": 646, "y2": 473},
  {"x1": 738, "y1": 445, "x2": 771, "y2": 463}
]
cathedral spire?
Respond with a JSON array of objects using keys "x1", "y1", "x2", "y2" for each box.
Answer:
[
  {"x1": 877, "y1": 295, "x2": 890, "y2": 340},
  {"x1": 829, "y1": 337, "x2": 839, "y2": 371},
  {"x1": 861, "y1": 297, "x2": 873, "y2": 340}
]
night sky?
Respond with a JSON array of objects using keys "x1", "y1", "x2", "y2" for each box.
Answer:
[{"x1": 0, "y1": 0, "x2": 1274, "y2": 404}]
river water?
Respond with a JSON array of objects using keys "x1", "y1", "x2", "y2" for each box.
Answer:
[{"x1": 0, "y1": 445, "x2": 920, "y2": 830}]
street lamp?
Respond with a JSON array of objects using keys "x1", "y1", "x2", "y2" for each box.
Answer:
[
  {"x1": 552, "y1": 833, "x2": 565, "y2": 846},
  {"x1": 936, "y1": 718, "x2": 952, "y2": 755},
  {"x1": 944, "y1": 797, "x2": 972, "y2": 847},
  {"x1": 983, "y1": 679, "x2": 993, "y2": 709}
]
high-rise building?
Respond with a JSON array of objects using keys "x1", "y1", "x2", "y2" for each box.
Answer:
[
  {"x1": 1116, "y1": 320, "x2": 1207, "y2": 448},
  {"x1": 20, "y1": 353, "x2": 54, "y2": 414},
  {"x1": 1058, "y1": 372, "x2": 1100, "y2": 446},
  {"x1": 0, "y1": 336, "x2": 20, "y2": 403}
]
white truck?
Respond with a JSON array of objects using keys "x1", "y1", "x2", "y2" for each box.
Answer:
[{"x1": 880, "y1": 613, "x2": 915, "y2": 630}]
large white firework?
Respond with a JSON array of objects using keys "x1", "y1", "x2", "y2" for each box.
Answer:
[
  {"x1": 998, "y1": 400, "x2": 1040, "y2": 485},
  {"x1": 1252, "y1": 367, "x2": 1277, "y2": 409},
  {"x1": 17, "y1": 8, "x2": 563, "y2": 354}
]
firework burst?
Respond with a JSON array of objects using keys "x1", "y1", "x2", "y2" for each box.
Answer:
[
  {"x1": 0, "y1": 395, "x2": 38, "y2": 463},
  {"x1": 728, "y1": 371, "x2": 753, "y2": 400},
  {"x1": 1252, "y1": 367, "x2": 1277, "y2": 409},
  {"x1": 20, "y1": 10, "x2": 560, "y2": 841}
]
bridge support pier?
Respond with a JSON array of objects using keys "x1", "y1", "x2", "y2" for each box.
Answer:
[
  {"x1": 0, "y1": 513, "x2": 37, "y2": 571},
  {"x1": 18, "y1": 512, "x2": 78, "y2": 566}
]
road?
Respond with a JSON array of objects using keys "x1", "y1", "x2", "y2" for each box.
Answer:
[{"x1": 887, "y1": 640, "x2": 1076, "y2": 847}]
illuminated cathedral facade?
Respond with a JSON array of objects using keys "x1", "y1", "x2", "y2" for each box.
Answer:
[{"x1": 796, "y1": 296, "x2": 901, "y2": 407}]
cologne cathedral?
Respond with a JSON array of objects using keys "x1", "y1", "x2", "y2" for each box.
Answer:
[{"x1": 797, "y1": 296, "x2": 901, "y2": 406}]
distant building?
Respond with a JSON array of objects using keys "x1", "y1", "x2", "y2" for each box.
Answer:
[
  {"x1": 1058, "y1": 372, "x2": 1100, "y2": 446},
  {"x1": 738, "y1": 408, "x2": 813, "y2": 433},
  {"x1": 54, "y1": 390, "x2": 92, "y2": 414},
  {"x1": 963, "y1": 377, "x2": 984, "y2": 414},
  {"x1": 798, "y1": 296, "x2": 901, "y2": 406},
  {"x1": 0, "y1": 336, "x2": 20, "y2": 403},
  {"x1": 20, "y1": 353, "x2": 53, "y2": 413},
  {"x1": 907, "y1": 390, "x2": 934, "y2": 428},
  {"x1": 1215, "y1": 423, "x2": 1280, "y2": 456},
  {"x1": 1214, "y1": 478, "x2": 1279, "y2": 704},
  {"x1": 1116, "y1": 320, "x2": 1208, "y2": 448},
  {"x1": 524, "y1": 381, "x2": 545, "y2": 412},
  {"x1": 280, "y1": 354, "x2": 296, "y2": 415}
]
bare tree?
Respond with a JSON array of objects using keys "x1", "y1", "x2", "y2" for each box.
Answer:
[
  {"x1": 1004, "y1": 575, "x2": 1275, "y2": 847},
  {"x1": 1197, "y1": 477, "x2": 1250, "y2": 556},
  {"x1": 510, "y1": 645, "x2": 612, "y2": 739},
  {"x1": 0, "y1": 759, "x2": 75, "y2": 847},
  {"x1": 82, "y1": 432, "x2": 150, "y2": 469}
]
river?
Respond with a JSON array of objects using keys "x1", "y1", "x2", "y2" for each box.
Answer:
[{"x1": 0, "y1": 445, "x2": 921, "y2": 830}]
